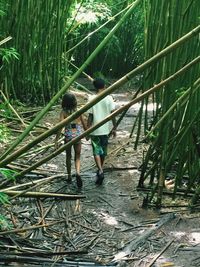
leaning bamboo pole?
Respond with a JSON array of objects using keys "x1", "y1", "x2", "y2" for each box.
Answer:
[
  {"x1": 0, "y1": 24, "x2": 199, "y2": 168},
  {"x1": 15, "y1": 56, "x2": 200, "y2": 178},
  {"x1": 0, "y1": 36, "x2": 12, "y2": 46},
  {"x1": 0, "y1": 0, "x2": 142, "y2": 161}
]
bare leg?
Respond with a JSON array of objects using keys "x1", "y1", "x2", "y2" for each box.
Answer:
[
  {"x1": 100, "y1": 155, "x2": 105, "y2": 169},
  {"x1": 74, "y1": 142, "x2": 81, "y2": 175},
  {"x1": 74, "y1": 142, "x2": 82, "y2": 188},
  {"x1": 94, "y1": 155, "x2": 103, "y2": 174},
  {"x1": 66, "y1": 146, "x2": 72, "y2": 182}
]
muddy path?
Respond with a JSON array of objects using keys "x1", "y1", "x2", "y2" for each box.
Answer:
[{"x1": 1, "y1": 90, "x2": 200, "y2": 267}]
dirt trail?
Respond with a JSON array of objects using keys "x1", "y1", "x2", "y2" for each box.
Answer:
[{"x1": 1, "y1": 89, "x2": 200, "y2": 267}]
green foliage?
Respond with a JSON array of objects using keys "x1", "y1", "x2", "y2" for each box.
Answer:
[
  {"x1": 175, "y1": 87, "x2": 187, "y2": 97},
  {"x1": 0, "y1": 0, "x2": 6, "y2": 17},
  {"x1": 0, "y1": 101, "x2": 12, "y2": 117},
  {"x1": 0, "y1": 215, "x2": 12, "y2": 230},
  {"x1": 70, "y1": 1, "x2": 144, "y2": 77},
  {"x1": 0, "y1": 101, "x2": 12, "y2": 144},
  {"x1": 0, "y1": 168, "x2": 17, "y2": 181},
  {"x1": 0, "y1": 124, "x2": 11, "y2": 144},
  {"x1": 93, "y1": 71, "x2": 105, "y2": 79},
  {"x1": 0, "y1": 47, "x2": 19, "y2": 64},
  {"x1": 0, "y1": 192, "x2": 9, "y2": 205}
]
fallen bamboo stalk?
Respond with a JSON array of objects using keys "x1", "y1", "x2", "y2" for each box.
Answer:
[
  {"x1": 0, "y1": 249, "x2": 88, "y2": 256},
  {"x1": 0, "y1": 90, "x2": 28, "y2": 129},
  {"x1": 9, "y1": 175, "x2": 65, "y2": 200},
  {"x1": 1, "y1": 190, "x2": 85, "y2": 200},
  {"x1": 0, "y1": 113, "x2": 48, "y2": 130},
  {"x1": 3, "y1": 174, "x2": 64, "y2": 192},
  {"x1": 105, "y1": 165, "x2": 138, "y2": 171},
  {"x1": 37, "y1": 202, "x2": 55, "y2": 225},
  {"x1": 8, "y1": 162, "x2": 58, "y2": 173},
  {"x1": 0, "y1": 255, "x2": 111, "y2": 266},
  {"x1": 68, "y1": 219, "x2": 99, "y2": 233},
  {"x1": 0, "y1": 219, "x2": 65, "y2": 235},
  {"x1": 147, "y1": 239, "x2": 175, "y2": 267},
  {"x1": 37, "y1": 199, "x2": 45, "y2": 226},
  {"x1": 111, "y1": 213, "x2": 175, "y2": 262},
  {"x1": 137, "y1": 187, "x2": 193, "y2": 197}
]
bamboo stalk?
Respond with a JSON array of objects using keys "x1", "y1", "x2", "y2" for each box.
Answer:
[
  {"x1": 0, "y1": 90, "x2": 30, "y2": 132},
  {"x1": 0, "y1": 219, "x2": 65, "y2": 235},
  {"x1": 147, "y1": 239, "x2": 174, "y2": 267},
  {"x1": 1, "y1": 190, "x2": 85, "y2": 200},
  {"x1": 141, "y1": 0, "x2": 200, "y2": 206},
  {"x1": 2, "y1": 174, "x2": 64, "y2": 192},
  {"x1": 0, "y1": 36, "x2": 12, "y2": 46}
]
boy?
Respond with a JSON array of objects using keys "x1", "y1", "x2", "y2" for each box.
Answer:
[{"x1": 87, "y1": 78, "x2": 116, "y2": 185}]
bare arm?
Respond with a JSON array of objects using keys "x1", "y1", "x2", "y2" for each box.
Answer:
[
  {"x1": 80, "y1": 114, "x2": 87, "y2": 131},
  {"x1": 111, "y1": 110, "x2": 117, "y2": 137},
  {"x1": 87, "y1": 113, "x2": 93, "y2": 129}
]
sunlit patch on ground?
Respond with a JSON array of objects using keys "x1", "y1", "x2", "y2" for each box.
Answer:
[
  {"x1": 44, "y1": 163, "x2": 59, "y2": 170},
  {"x1": 169, "y1": 231, "x2": 187, "y2": 240},
  {"x1": 169, "y1": 230, "x2": 200, "y2": 244},
  {"x1": 189, "y1": 232, "x2": 200, "y2": 243},
  {"x1": 92, "y1": 210, "x2": 118, "y2": 226}
]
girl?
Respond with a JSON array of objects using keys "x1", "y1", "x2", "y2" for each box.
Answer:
[{"x1": 55, "y1": 92, "x2": 86, "y2": 188}]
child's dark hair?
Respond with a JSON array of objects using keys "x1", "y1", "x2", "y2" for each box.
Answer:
[
  {"x1": 62, "y1": 93, "x2": 77, "y2": 111},
  {"x1": 93, "y1": 78, "x2": 105, "y2": 90}
]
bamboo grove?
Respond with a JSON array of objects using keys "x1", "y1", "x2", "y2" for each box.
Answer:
[
  {"x1": 0, "y1": 0, "x2": 200, "y2": 208},
  {"x1": 0, "y1": 0, "x2": 75, "y2": 103},
  {"x1": 0, "y1": 0, "x2": 143, "y2": 103},
  {"x1": 137, "y1": 0, "x2": 200, "y2": 207}
]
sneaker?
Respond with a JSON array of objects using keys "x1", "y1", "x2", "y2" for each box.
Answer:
[
  {"x1": 76, "y1": 174, "x2": 83, "y2": 188},
  {"x1": 95, "y1": 171, "x2": 104, "y2": 185}
]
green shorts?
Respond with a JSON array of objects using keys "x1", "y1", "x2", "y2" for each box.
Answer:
[{"x1": 91, "y1": 135, "x2": 108, "y2": 156}]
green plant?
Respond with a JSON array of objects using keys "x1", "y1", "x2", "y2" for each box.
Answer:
[
  {"x1": 0, "y1": 214, "x2": 12, "y2": 230},
  {"x1": 0, "y1": 0, "x2": 6, "y2": 17},
  {"x1": 0, "y1": 124, "x2": 11, "y2": 144},
  {"x1": 0, "y1": 47, "x2": 19, "y2": 64},
  {"x1": 0, "y1": 192, "x2": 9, "y2": 205},
  {"x1": 0, "y1": 168, "x2": 17, "y2": 181}
]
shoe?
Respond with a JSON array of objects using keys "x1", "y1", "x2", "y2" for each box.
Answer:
[
  {"x1": 67, "y1": 176, "x2": 72, "y2": 183},
  {"x1": 95, "y1": 171, "x2": 104, "y2": 185},
  {"x1": 76, "y1": 174, "x2": 83, "y2": 188}
]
